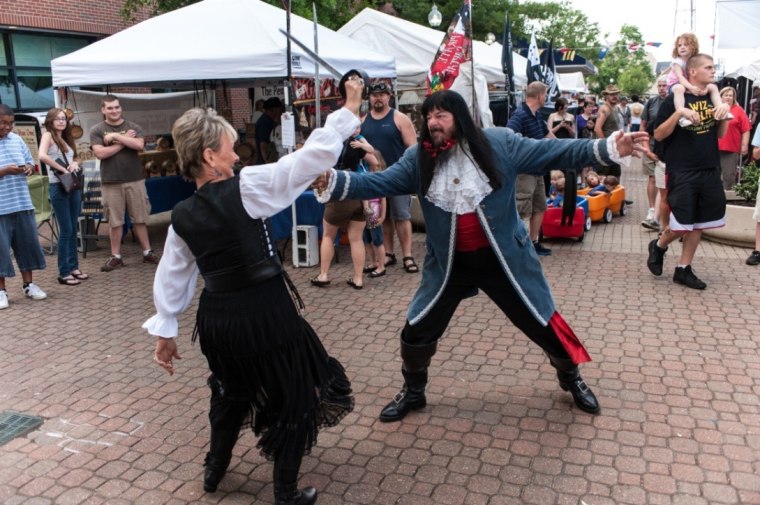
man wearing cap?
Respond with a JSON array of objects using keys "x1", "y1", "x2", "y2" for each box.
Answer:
[
  {"x1": 594, "y1": 85, "x2": 623, "y2": 177},
  {"x1": 360, "y1": 81, "x2": 419, "y2": 272},
  {"x1": 255, "y1": 97, "x2": 283, "y2": 164}
]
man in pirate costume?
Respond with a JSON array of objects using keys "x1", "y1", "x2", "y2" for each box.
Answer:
[
  {"x1": 315, "y1": 90, "x2": 650, "y2": 423},
  {"x1": 144, "y1": 79, "x2": 365, "y2": 504}
]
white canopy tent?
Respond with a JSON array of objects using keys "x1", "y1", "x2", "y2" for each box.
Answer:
[
  {"x1": 556, "y1": 72, "x2": 587, "y2": 94},
  {"x1": 338, "y1": 8, "x2": 527, "y2": 89},
  {"x1": 716, "y1": 0, "x2": 760, "y2": 50},
  {"x1": 51, "y1": 0, "x2": 396, "y2": 89},
  {"x1": 725, "y1": 60, "x2": 760, "y2": 81}
]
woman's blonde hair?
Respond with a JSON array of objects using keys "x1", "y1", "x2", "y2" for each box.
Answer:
[
  {"x1": 720, "y1": 86, "x2": 737, "y2": 104},
  {"x1": 172, "y1": 108, "x2": 238, "y2": 180},
  {"x1": 672, "y1": 33, "x2": 699, "y2": 59},
  {"x1": 373, "y1": 149, "x2": 387, "y2": 171}
]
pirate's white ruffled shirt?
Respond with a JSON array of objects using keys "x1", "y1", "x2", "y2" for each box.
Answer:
[{"x1": 424, "y1": 144, "x2": 493, "y2": 215}]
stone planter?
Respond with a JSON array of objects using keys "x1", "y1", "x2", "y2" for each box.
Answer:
[{"x1": 703, "y1": 202, "x2": 756, "y2": 248}]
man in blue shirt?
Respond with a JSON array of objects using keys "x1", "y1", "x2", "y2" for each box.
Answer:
[
  {"x1": 0, "y1": 104, "x2": 47, "y2": 309},
  {"x1": 507, "y1": 82, "x2": 554, "y2": 256}
]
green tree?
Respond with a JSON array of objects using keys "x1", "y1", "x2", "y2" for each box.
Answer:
[{"x1": 588, "y1": 24, "x2": 653, "y2": 96}]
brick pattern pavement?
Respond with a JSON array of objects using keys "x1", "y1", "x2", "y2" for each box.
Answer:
[{"x1": 1, "y1": 160, "x2": 759, "y2": 504}]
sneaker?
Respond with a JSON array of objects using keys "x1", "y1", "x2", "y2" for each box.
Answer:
[
  {"x1": 747, "y1": 250, "x2": 760, "y2": 266},
  {"x1": 673, "y1": 265, "x2": 707, "y2": 290},
  {"x1": 142, "y1": 250, "x2": 160, "y2": 264},
  {"x1": 23, "y1": 283, "x2": 47, "y2": 300},
  {"x1": 678, "y1": 117, "x2": 693, "y2": 127},
  {"x1": 101, "y1": 256, "x2": 125, "y2": 272},
  {"x1": 0, "y1": 290, "x2": 7, "y2": 310},
  {"x1": 641, "y1": 218, "x2": 659, "y2": 231},
  {"x1": 534, "y1": 241, "x2": 552, "y2": 256},
  {"x1": 647, "y1": 239, "x2": 667, "y2": 276}
]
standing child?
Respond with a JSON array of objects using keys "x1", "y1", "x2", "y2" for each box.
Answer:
[
  {"x1": 363, "y1": 151, "x2": 388, "y2": 277},
  {"x1": 667, "y1": 33, "x2": 729, "y2": 127}
]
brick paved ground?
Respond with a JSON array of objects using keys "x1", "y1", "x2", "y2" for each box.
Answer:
[{"x1": 1, "y1": 159, "x2": 759, "y2": 505}]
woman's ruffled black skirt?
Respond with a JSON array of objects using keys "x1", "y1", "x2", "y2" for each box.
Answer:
[{"x1": 195, "y1": 275, "x2": 353, "y2": 462}]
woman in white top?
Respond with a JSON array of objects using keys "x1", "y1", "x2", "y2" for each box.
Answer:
[{"x1": 38, "y1": 108, "x2": 88, "y2": 285}]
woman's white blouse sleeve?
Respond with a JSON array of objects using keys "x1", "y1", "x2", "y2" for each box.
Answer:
[
  {"x1": 238, "y1": 107, "x2": 359, "y2": 218},
  {"x1": 142, "y1": 225, "x2": 199, "y2": 338}
]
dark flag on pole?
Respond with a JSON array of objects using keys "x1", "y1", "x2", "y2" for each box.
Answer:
[
  {"x1": 427, "y1": 0, "x2": 473, "y2": 95},
  {"x1": 501, "y1": 13, "x2": 516, "y2": 116},
  {"x1": 544, "y1": 38, "x2": 561, "y2": 104},
  {"x1": 526, "y1": 32, "x2": 543, "y2": 84}
]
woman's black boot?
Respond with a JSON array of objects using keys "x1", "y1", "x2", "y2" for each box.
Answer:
[
  {"x1": 379, "y1": 341, "x2": 437, "y2": 422},
  {"x1": 273, "y1": 458, "x2": 317, "y2": 505},
  {"x1": 204, "y1": 375, "x2": 246, "y2": 492},
  {"x1": 548, "y1": 355, "x2": 601, "y2": 414},
  {"x1": 203, "y1": 427, "x2": 240, "y2": 492}
]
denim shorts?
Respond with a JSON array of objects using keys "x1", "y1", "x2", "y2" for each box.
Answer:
[
  {"x1": 0, "y1": 210, "x2": 47, "y2": 277},
  {"x1": 387, "y1": 194, "x2": 412, "y2": 221},
  {"x1": 363, "y1": 225, "x2": 384, "y2": 246}
]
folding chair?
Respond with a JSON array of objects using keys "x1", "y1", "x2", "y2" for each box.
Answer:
[{"x1": 27, "y1": 175, "x2": 57, "y2": 255}]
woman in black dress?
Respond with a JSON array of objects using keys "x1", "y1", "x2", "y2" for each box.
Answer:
[{"x1": 146, "y1": 79, "x2": 364, "y2": 504}]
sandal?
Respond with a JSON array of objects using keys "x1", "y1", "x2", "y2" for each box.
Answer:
[
  {"x1": 363, "y1": 265, "x2": 378, "y2": 273},
  {"x1": 310, "y1": 276, "x2": 330, "y2": 287},
  {"x1": 70, "y1": 270, "x2": 89, "y2": 280},
  {"x1": 369, "y1": 269, "x2": 386, "y2": 278},
  {"x1": 402, "y1": 256, "x2": 419, "y2": 273},
  {"x1": 384, "y1": 252, "x2": 397, "y2": 267},
  {"x1": 57, "y1": 276, "x2": 81, "y2": 286},
  {"x1": 346, "y1": 278, "x2": 363, "y2": 290}
]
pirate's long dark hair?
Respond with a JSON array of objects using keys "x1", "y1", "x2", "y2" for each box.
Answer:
[{"x1": 418, "y1": 90, "x2": 501, "y2": 196}]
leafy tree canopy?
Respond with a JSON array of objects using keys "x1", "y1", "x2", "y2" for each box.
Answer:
[{"x1": 588, "y1": 24, "x2": 654, "y2": 96}]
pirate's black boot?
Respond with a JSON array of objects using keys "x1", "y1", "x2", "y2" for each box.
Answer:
[
  {"x1": 379, "y1": 341, "x2": 437, "y2": 422},
  {"x1": 549, "y1": 355, "x2": 601, "y2": 414}
]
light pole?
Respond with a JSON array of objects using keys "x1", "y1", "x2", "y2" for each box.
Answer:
[{"x1": 428, "y1": 4, "x2": 442, "y2": 28}]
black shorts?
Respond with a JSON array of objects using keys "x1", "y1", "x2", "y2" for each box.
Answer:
[{"x1": 666, "y1": 168, "x2": 726, "y2": 231}]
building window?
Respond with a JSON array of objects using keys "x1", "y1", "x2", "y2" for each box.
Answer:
[{"x1": 0, "y1": 31, "x2": 92, "y2": 112}]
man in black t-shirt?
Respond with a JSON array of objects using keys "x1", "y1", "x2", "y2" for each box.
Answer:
[{"x1": 646, "y1": 54, "x2": 729, "y2": 290}]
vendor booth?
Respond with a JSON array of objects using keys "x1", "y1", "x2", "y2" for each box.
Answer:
[{"x1": 51, "y1": 0, "x2": 397, "y2": 252}]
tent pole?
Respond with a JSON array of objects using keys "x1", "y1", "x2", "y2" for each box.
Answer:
[
  {"x1": 313, "y1": 3, "x2": 321, "y2": 128},
  {"x1": 284, "y1": 0, "x2": 300, "y2": 264}
]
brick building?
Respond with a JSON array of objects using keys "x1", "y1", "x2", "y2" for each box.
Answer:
[{"x1": 0, "y1": 1, "x2": 250, "y2": 128}]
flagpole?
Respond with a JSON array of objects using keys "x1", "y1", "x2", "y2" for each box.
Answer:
[{"x1": 467, "y1": 0, "x2": 477, "y2": 123}]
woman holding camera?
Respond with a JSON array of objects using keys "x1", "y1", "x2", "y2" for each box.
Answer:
[
  {"x1": 38, "y1": 108, "x2": 88, "y2": 286},
  {"x1": 547, "y1": 97, "x2": 576, "y2": 139}
]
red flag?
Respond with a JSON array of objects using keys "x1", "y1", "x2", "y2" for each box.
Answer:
[{"x1": 426, "y1": 0, "x2": 472, "y2": 95}]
